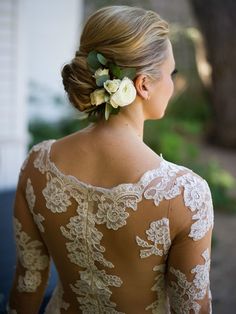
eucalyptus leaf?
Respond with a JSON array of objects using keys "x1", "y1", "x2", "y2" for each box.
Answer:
[
  {"x1": 87, "y1": 51, "x2": 101, "y2": 71},
  {"x1": 109, "y1": 63, "x2": 122, "y2": 79},
  {"x1": 84, "y1": 106, "x2": 97, "y2": 113},
  {"x1": 105, "y1": 103, "x2": 112, "y2": 120},
  {"x1": 97, "y1": 53, "x2": 107, "y2": 65},
  {"x1": 96, "y1": 74, "x2": 110, "y2": 87},
  {"x1": 111, "y1": 107, "x2": 120, "y2": 115},
  {"x1": 120, "y1": 68, "x2": 136, "y2": 80},
  {"x1": 88, "y1": 113, "x2": 99, "y2": 122}
]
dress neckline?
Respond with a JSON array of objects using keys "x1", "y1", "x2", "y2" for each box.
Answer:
[{"x1": 45, "y1": 139, "x2": 166, "y2": 192}]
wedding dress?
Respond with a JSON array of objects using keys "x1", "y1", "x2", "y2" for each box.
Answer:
[{"x1": 8, "y1": 139, "x2": 213, "y2": 313}]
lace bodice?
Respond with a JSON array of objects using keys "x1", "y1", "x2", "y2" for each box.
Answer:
[{"x1": 7, "y1": 139, "x2": 214, "y2": 313}]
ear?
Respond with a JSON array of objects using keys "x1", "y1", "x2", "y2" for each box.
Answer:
[{"x1": 134, "y1": 74, "x2": 151, "y2": 100}]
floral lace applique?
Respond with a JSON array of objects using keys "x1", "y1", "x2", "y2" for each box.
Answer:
[
  {"x1": 61, "y1": 202, "x2": 123, "y2": 313},
  {"x1": 29, "y1": 140, "x2": 213, "y2": 313},
  {"x1": 144, "y1": 162, "x2": 213, "y2": 241},
  {"x1": 108, "y1": 184, "x2": 144, "y2": 210},
  {"x1": 33, "y1": 140, "x2": 53, "y2": 174},
  {"x1": 144, "y1": 160, "x2": 188, "y2": 206},
  {"x1": 20, "y1": 141, "x2": 49, "y2": 173},
  {"x1": 26, "y1": 178, "x2": 45, "y2": 232},
  {"x1": 136, "y1": 218, "x2": 171, "y2": 258},
  {"x1": 90, "y1": 161, "x2": 185, "y2": 231},
  {"x1": 145, "y1": 264, "x2": 169, "y2": 313},
  {"x1": 18, "y1": 270, "x2": 41, "y2": 293},
  {"x1": 42, "y1": 173, "x2": 72, "y2": 213},
  {"x1": 90, "y1": 186, "x2": 144, "y2": 230},
  {"x1": 168, "y1": 248, "x2": 211, "y2": 314},
  {"x1": 61, "y1": 210, "x2": 113, "y2": 269},
  {"x1": 136, "y1": 219, "x2": 171, "y2": 312},
  {"x1": 44, "y1": 281, "x2": 70, "y2": 314},
  {"x1": 33, "y1": 140, "x2": 185, "y2": 224},
  {"x1": 13, "y1": 217, "x2": 49, "y2": 292},
  {"x1": 175, "y1": 174, "x2": 214, "y2": 240},
  {"x1": 95, "y1": 202, "x2": 130, "y2": 230},
  {"x1": 71, "y1": 267, "x2": 124, "y2": 314}
]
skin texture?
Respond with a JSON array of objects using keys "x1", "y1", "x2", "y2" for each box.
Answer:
[{"x1": 50, "y1": 39, "x2": 176, "y2": 188}]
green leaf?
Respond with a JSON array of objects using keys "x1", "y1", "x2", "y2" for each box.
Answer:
[
  {"x1": 109, "y1": 63, "x2": 122, "y2": 79},
  {"x1": 97, "y1": 53, "x2": 107, "y2": 65},
  {"x1": 84, "y1": 106, "x2": 97, "y2": 113},
  {"x1": 88, "y1": 113, "x2": 99, "y2": 122},
  {"x1": 87, "y1": 51, "x2": 101, "y2": 71},
  {"x1": 111, "y1": 107, "x2": 120, "y2": 115},
  {"x1": 105, "y1": 103, "x2": 112, "y2": 120},
  {"x1": 120, "y1": 68, "x2": 136, "y2": 80},
  {"x1": 96, "y1": 74, "x2": 110, "y2": 87}
]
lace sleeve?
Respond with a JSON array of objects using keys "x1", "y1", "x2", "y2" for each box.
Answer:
[
  {"x1": 166, "y1": 174, "x2": 214, "y2": 314},
  {"x1": 7, "y1": 150, "x2": 51, "y2": 313}
]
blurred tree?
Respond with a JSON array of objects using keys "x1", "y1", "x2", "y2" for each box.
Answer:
[{"x1": 190, "y1": 0, "x2": 236, "y2": 148}]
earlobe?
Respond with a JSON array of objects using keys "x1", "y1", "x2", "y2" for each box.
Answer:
[{"x1": 134, "y1": 75, "x2": 150, "y2": 100}]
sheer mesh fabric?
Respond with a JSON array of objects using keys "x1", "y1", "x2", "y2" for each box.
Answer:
[{"x1": 7, "y1": 140, "x2": 214, "y2": 314}]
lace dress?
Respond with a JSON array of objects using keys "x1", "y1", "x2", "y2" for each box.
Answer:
[{"x1": 7, "y1": 139, "x2": 214, "y2": 314}]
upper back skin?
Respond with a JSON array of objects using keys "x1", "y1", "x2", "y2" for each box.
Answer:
[{"x1": 49, "y1": 126, "x2": 162, "y2": 189}]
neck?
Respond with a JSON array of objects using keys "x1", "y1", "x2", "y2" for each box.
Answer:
[{"x1": 92, "y1": 101, "x2": 145, "y2": 140}]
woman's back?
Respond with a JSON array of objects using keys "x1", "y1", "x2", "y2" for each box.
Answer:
[
  {"x1": 7, "y1": 5, "x2": 214, "y2": 313},
  {"x1": 9, "y1": 131, "x2": 213, "y2": 313}
]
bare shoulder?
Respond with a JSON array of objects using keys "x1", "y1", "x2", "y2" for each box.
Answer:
[{"x1": 116, "y1": 140, "x2": 162, "y2": 180}]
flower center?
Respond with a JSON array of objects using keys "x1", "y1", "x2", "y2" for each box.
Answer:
[{"x1": 107, "y1": 209, "x2": 119, "y2": 222}]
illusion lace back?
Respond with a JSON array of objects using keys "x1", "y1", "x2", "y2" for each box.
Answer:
[{"x1": 8, "y1": 139, "x2": 214, "y2": 314}]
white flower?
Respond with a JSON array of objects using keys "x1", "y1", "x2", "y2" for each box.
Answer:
[
  {"x1": 90, "y1": 88, "x2": 108, "y2": 106},
  {"x1": 94, "y1": 68, "x2": 109, "y2": 79},
  {"x1": 104, "y1": 79, "x2": 121, "y2": 94},
  {"x1": 110, "y1": 77, "x2": 136, "y2": 108}
]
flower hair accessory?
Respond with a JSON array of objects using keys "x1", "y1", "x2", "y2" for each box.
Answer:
[{"x1": 86, "y1": 51, "x2": 137, "y2": 120}]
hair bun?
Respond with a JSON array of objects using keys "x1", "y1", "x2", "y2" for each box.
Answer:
[
  {"x1": 61, "y1": 6, "x2": 169, "y2": 118},
  {"x1": 61, "y1": 53, "x2": 96, "y2": 112}
]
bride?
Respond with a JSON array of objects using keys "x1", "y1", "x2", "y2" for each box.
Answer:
[{"x1": 8, "y1": 5, "x2": 213, "y2": 313}]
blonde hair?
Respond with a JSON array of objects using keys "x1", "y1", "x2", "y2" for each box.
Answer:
[{"x1": 62, "y1": 5, "x2": 169, "y2": 114}]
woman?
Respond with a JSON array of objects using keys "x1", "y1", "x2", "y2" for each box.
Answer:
[{"x1": 8, "y1": 5, "x2": 213, "y2": 313}]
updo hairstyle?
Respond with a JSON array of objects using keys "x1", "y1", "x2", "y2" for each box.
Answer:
[{"x1": 61, "y1": 5, "x2": 169, "y2": 115}]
